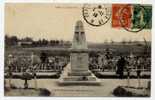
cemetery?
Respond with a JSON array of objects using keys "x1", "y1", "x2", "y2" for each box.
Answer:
[{"x1": 4, "y1": 21, "x2": 151, "y2": 97}]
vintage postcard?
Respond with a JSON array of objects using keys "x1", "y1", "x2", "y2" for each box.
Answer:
[{"x1": 4, "y1": 3, "x2": 152, "y2": 97}]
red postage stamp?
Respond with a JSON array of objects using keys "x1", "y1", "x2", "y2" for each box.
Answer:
[{"x1": 112, "y1": 4, "x2": 132, "y2": 28}]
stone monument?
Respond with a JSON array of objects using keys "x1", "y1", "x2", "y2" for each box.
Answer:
[{"x1": 59, "y1": 20, "x2": 100, "y2": 85}]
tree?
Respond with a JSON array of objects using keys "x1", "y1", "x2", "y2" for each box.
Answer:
[
  {"x1": 42, "y1": 39, "x2": 48, "y2": 46},
  {"x1": 22, "y1": 37, "x2": 33, "y2": 42},
  {"x1": 10, "y1": 36, "x2": 18, "y2": 45},
  {"x1": 5, "y1": 35, "x2": 19, "y2": 46}
]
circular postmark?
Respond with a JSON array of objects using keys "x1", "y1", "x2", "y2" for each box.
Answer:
[
  {"x1": 82, "y1": 4, "x2": 111, "y2": 27},
  {"x1": 119, "y1": 4, "x2": 149, "y2": 33}
]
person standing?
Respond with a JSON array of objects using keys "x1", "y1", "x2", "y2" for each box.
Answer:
[{"x1": 116, "y1": 56, "x2": 126, "y2": 79}]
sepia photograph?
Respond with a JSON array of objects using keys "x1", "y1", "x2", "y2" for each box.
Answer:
[{"x1": 4, "y1": 3, "x2": 152, "y2": 97}]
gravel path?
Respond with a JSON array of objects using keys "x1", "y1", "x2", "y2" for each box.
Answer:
[{"x1": 5, "y1": 78, "x2": 150, "y2": 97}]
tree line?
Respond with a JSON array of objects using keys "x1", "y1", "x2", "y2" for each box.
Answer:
[{"x1": 5, "y1": 35, "x2": 71, "y2": 47}]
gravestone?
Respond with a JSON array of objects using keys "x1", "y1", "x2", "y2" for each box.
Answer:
[{"x1": 59, "y1": 20, "x2": 100, "y2": 85}]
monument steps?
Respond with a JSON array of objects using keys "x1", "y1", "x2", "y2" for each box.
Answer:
[
  {"x1": 58, "y1": 80, "x2": 101, "y2": 86},
  {"x1": 59, "y1": 63, "x2": 100, "y2": 85}
]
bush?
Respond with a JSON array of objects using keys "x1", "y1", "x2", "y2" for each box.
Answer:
[
  {"x1": 113, "y1": 86, "x2": 132, "y2": 97},
  {"x1": 39, "y1": 88, "x2": 51, "y2": 96}
]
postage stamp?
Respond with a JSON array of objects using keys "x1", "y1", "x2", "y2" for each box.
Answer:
[
  {"x1": 112, "y1": 4, "x2": 132, "y2": 28},
  {"x1": 112, "y1": 4, "x2": 152, "y2": 33},
  {"x1": 132, "y1": 5, "x2": 152, "y2": 29}
]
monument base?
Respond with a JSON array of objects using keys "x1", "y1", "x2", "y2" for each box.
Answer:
[
  {"x1": 58, "y1": 75, "x2": 100, "y2": 85},
  {"x1": 58, "y1": 63, "x2": 100, "y2": 85}
]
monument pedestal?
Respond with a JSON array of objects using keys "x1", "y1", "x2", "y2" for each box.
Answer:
[
  {"x1": 58, "y1": 63, "x2": 100, "y2": 85},
  {"x1": 58, "y1": 20, "x2": 100, "y2": 85}
]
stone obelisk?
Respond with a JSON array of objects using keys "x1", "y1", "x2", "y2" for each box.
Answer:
[{"x1": 59, "y1": 20, "x2": 100, "y2": 85}]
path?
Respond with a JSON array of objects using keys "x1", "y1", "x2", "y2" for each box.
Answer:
[{"x1": 5, "y1": 79, "x2": 150, "y2": 96}]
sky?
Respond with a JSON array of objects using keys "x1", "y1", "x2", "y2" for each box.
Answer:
[{"x1": 5, "y1": 3, "x2": 151, "y2": 43}]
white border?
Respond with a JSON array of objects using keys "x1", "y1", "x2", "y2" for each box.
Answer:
[
  {"x1": 0, "y1": 0, "x2": 4, "y2": 100},
  {"x1": 4, "y1": 0, "x2": 154, "y2": 4},
  {"x1": 1, "y1": 0, "x2": 155, "y2": 100}
]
